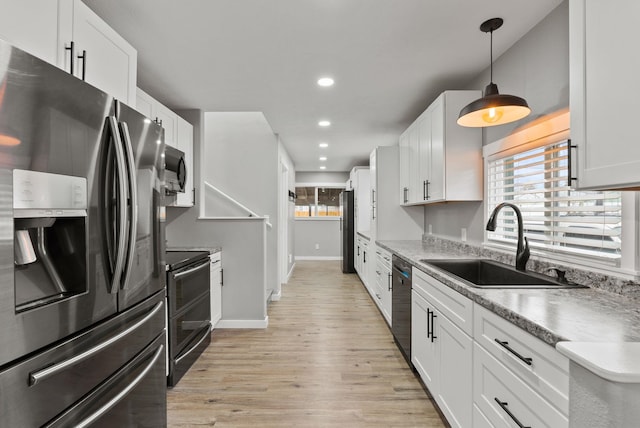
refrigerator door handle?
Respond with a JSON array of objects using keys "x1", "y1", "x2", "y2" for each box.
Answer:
[
  {"x1": 74, "y1": 344, "x2": 164, "y2": 428},
  {"x1": 107, "y1": 116, "x2": 129, "y2": 294},
  {"x1": 118, "y1": 121, "x2": 138, "y2": 290},
  {"x1": 28, "y1": 301, "x2": 163, "y2": 386}
]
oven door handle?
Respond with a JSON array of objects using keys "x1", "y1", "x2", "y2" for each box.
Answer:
[
  {"x1": 74, "y1": 344, "x2": 164, "y2": 428},
  {"x1": 175, "y1": 324, "x2": 212, "y2": 364},
  {"x1": 172, "y1": 260, "x2": 209, "y2": 280},
  {"x1": 28, "y1": 301, "x2": 164, "y2": 386}
]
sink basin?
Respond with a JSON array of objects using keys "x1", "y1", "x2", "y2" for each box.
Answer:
[{"x1": 420, "y1": 259, "x2": 585, "y2": 289}]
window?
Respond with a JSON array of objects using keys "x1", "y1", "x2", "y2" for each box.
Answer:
[
  {"x1": 295, "y1": 186, "x2": 343, "y2": 217},
  {"x1": 486, "y1": 140, "x2": 622, "y2": 263}
]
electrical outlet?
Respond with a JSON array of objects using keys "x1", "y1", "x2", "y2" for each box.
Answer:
[
  {"x1": 461, "y1": 228, "x2": 467, "y2": 242},
  {"x1": 428, "y1": 224, "x2": 433, "y2": 235},
  {"x1": 315, "y1": 243, "x2": 320, "y2": 250}
]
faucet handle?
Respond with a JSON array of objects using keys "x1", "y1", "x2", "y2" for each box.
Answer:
[{"x1": 547, "y1": 267, "x2": 568, "y2": 283}]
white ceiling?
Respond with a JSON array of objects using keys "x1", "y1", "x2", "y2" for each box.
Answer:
[{"x1": 83, "y1": 0, "x2": 564, "y2": 172}]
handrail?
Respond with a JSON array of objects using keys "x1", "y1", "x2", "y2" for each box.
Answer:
[{"x1": 203, "y1": 181, "x2": 273, "y2": 229}]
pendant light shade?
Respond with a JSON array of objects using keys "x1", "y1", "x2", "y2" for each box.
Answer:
[{"x1": 457, "y1": 18, "x2": 531, "y2": 127}]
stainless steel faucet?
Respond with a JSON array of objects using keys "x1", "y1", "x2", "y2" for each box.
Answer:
[{"x1": 486, "y1": 202, "x2": 530, "y2": 271}]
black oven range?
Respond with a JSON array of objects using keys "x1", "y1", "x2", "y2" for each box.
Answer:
[{"x1": 165, "y1": 250, "x2": 212, "y2": 386}]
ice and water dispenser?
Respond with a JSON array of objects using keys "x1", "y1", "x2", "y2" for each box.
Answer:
[{"x1": 13, "y1": 169, "x2": 87, "y2": 311}]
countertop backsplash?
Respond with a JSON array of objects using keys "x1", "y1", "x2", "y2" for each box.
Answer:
[{"x1": 420, "y1": 235, "x2": 640, "y2": 301}]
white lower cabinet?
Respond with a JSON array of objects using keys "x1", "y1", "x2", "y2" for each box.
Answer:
[
  {"x1": 375, "y1": 248, "x2": 392, "y2": 325},
  {"x1": 409, "y1": 267, "x2": 570, "y2": 428},
  {"x1": 412, "y1": 269, "x2": 472, "y2": 428},
  {"x1": 209, "y1": 251, "x2": 222, "y2": 328},
  {"x1": 473, "y1": 343, "x2": 568, "y2": 428},
  {"x1": 472, "y1": 304, "x2": 569, "y2": 428}
]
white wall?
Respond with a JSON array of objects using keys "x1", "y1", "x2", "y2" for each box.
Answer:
[
  {"x1": 423, "y1": 1, "x2": 569, "y2": 244},
  {"x1": 202, "y1": 112, "x2": 280, "y2": 299},
  {"x1": 295, "y1": 219, "x2": 341, "y2": 259},
  {"x1": 294, "y1": 171, "x2": 348, "y2": 259}
]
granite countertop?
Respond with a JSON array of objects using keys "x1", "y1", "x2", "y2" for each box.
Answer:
[
  {"x1": 167, "y1": 246, "x2": 222, "y2": 254},
  {"x1": 357, "y1": 231, "x2": 371, "y2": 240},
  {"x1": 377, "y1": 240, "x2": 640, "y2": 347}
]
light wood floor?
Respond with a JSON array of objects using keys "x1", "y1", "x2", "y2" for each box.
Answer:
[{"x1": 167, "y1": 260, "x2": 447, "y2": 428}]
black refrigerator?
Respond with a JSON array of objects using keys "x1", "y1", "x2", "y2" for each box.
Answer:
[{"x1": 340, "y1": 190, "x2": 355, "y2": 273}]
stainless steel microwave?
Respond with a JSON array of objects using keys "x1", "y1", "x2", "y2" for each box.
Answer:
[{"x1": 165, "y1": 145, "x2": 186, "y2": 194}]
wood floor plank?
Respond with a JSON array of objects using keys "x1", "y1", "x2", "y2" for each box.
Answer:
[{"x1": 167, "y1": 260, "x2": 447, "y2": 428}]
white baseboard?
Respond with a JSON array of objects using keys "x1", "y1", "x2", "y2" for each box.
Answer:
[
  {"x1": 271, "y1": 290, "x2": 282, "y2": 301},
  {"x1": 286, "y1": 262, "x2": 295, "y2": 282},
  {"x1": 295, "y1": 256, "x2": 342, "y2": 261},
  {"x1": 215, "y1": 316, "x2": 269, "y2": 329}
]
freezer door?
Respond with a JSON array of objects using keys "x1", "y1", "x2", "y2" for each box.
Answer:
[
  {"x1": 0, "y1": 292, "x2": 165, "y2": 427},
  {"x1": 114, "y1": 101, "x2": 165, "y2": 311}
]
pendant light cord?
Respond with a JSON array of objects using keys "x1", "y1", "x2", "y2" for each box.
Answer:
[{"x1": 489, "y1": 29, "x2": 493, "y2": 84}]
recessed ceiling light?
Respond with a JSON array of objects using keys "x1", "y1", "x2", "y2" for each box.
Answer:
[
  {"x1": 319, "y1": 142, "x2": 329, "y2": 148},
  {"x1": 319, "y1": 165, "x2": 327, "y2": 170},
  {"x1": 318, "y1": 120, "x2": 331, "y2": 127},
  {"x1": 319, "y1": 156, "x2": 327, "y2": 161},
  {"x1": 317, "y1": 77, "x2": 334, "y2": 87}
]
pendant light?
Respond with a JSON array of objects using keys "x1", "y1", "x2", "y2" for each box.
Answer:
[{"x1": 457, "y1": 18, "x2": 530, "y2": 127}]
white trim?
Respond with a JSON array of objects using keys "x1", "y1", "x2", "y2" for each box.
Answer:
[
  {"x1": 215, "y1": 317, "x2": 269, "y2": 329},
  {"x1": 294, "y1": 217, "x2": 340, "y2": 221},
  {"x1": 270, "y1": 290, "x2": 282, "y2": 301},
  {"x1": 286, "y1": 262, "x2": 296, "y2": 282},
  {"x1": 295, "y1": 256, "x2": 342, "y2": 261},
  {"x1": 197, "y1": 216, "x2": 267, "y2": 222},
  {"x1": 295, "y1": 182, "x2": 347, "y2": 188}
]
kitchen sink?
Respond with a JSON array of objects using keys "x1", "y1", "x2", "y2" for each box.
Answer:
[{"x1": 420, "y1": 259, "x2": 586, "y2": 289}]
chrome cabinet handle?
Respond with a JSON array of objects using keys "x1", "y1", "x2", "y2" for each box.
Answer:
[
  {"x1": 495, "y1": 339, "x2": 533, "y2": 366},
  {"x1": 118, "y1": 121, "x2": 139, "y2": 290},
  {"x1": 108, "y1": 116, "x2": 129, "y2": 294},
  {"x1": 175, "y1": 325, "x2": 211, "y2": 364},
  {"x1": 74, "y1": 344, "x2": 164, "y2": 428},
  {"x1": 29, "y1": 301, "x2": 164, "y2": 386},
  {"x1": 494, "y1": 398, "x2": 530, "y2": 428},
  {"x1": 173, "y1": 260, "x2": 209, "y2": 280}
]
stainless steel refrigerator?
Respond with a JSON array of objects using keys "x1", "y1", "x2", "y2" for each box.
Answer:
[
  {"x1": 340, "y1": 190, "x2": 355, "y2": 273},
  {"x1": 0, "y1": 40, "x2": 167, "y2": 427}
]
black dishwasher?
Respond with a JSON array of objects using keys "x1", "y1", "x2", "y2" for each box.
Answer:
[{"x1": 392, "y1": 255, "x2": 412, "y2": 366}]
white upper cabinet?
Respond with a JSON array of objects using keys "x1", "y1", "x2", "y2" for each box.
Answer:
[
  {"x1": 0, "y1": 0, "x2": 136, "y2": 106},
  {"x1": 570, "y1": 0, "x2": 640, "y2": 190},
  {"x1": 0, "y1": 0, "x2": 60, "y2": 65},
  {"x1": 136, "y1": 88, "x2": 195, "y2": 207},
  {"x1": 61, "y1": 0, "x2": 137, "y2": 106},
  {"x1": 400, "y1": 90, "x2": 482, "y2": 205}
]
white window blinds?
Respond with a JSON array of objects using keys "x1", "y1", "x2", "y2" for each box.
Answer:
[{"x1": 487, "y1": 140, "x2": 622, "y2": 261}]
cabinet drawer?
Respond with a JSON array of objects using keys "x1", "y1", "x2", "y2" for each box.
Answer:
[
  {"x1": 413, "y1": 268, "x2": 473, "y2": 335},
  {"x1": 474, "y1": 304, "x2": 569, "y2": 415},
  {"x1": 376, "y1": 249, "x2": 392, "y2": 270},
  {"x1": 474, "y1": 343, "x2": 568, "y2": 428}
]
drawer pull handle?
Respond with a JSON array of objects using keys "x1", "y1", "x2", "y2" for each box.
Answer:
[
  {"x1": 495, "y1": 339, "x2": 532, "y2": 366},
  {"x1": 494, "y1": 398, "x2": 531, "y2": 428}
]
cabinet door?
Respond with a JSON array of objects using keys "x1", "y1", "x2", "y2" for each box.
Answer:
[
  {"x1": 571, "y1": 0, "x2": 640, "y2": 189},
  {"x1": 428, "y1": 96, "x2": 445, "y2": 201},
  {"x1": 0, "y1": 0, "x2": 60, "y2": 65},
  {"x1": 417, "y1": 113, "x2": 432, "y2": 203},
  {"x1": 435, "y1": 308, "x2": 472, "y2": 428},
  {"x1": 369, "y1": 149, "x2": 377, "y2": 237},
  {"x1": 135, "y1": 88, "x2": 154, "y2": 119},
  {"x1": 210, "y1": 255, "x2": 222, "y2": 327},
  {"x1": 380, "y1": 265, "x2": 392, "y2": 324},
  {"x1": 70, "y1": 0, "x2": 137, "y2": 105},
  {"x1": 398, "y1": 131, "x2": 410, "y2": 205},
  {"x1": 153, "y1": 102, "x2": 178, "y2": 147},
  {"x1": 411, "y1": 291, "x2": 437, "y2": 391},
  {"x1": 408, "y1": 123, "x2": 421, "y2": 203},
  {"x1": 174, "y1": 117, "x2": 194, "y2": 207}
]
